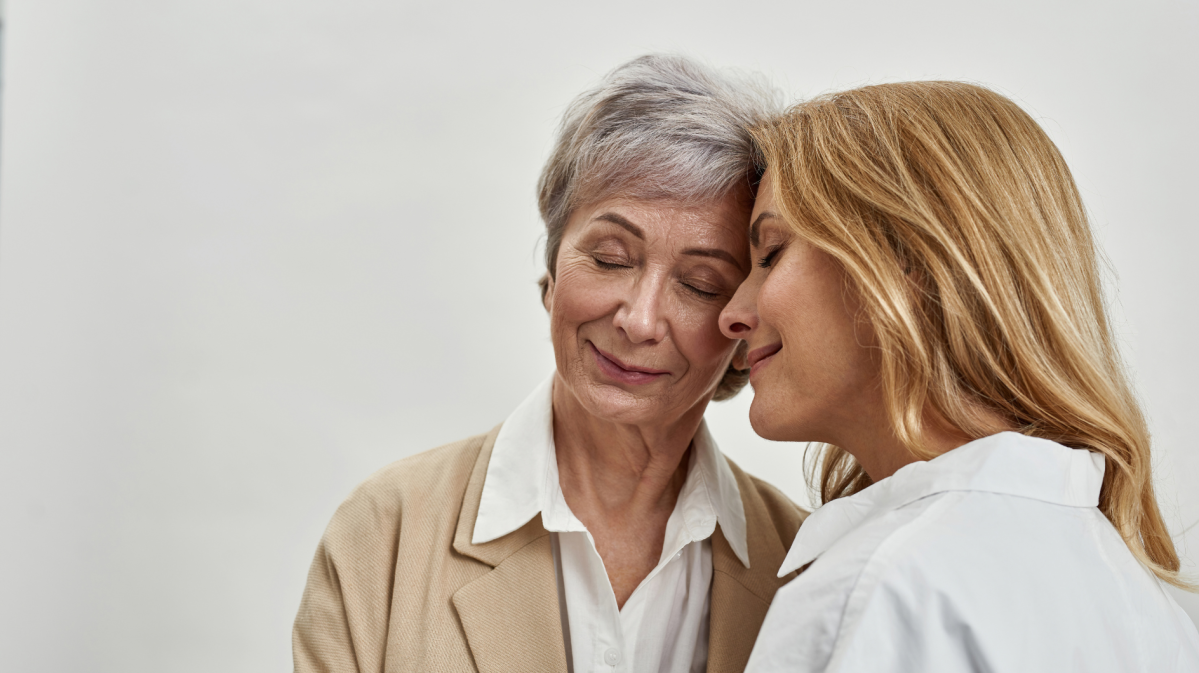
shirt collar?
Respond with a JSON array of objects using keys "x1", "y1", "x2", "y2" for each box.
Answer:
[
  {"x1": 472, "y1": 374, "x2": 750, "y2": 568},
  {"x1": 777, "y1": 431, "x2": 1106, "y2": 576}
]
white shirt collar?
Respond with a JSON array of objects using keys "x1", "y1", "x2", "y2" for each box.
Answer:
[
  {"x1": 472, "y1": 374, "x2": 750, "y2": 568},
  {"x1": 777, "y1": 431, "x2": 1106, "y2": 576}
]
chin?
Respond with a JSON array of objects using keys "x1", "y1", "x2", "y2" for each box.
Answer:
[
  {"x1": 748, "y1": 393, "x2": 803, "y2": 442},
  {"x1": 748, "y1": 396, "x2": 784, "y2": 441},
  {"x1": 578, "y1": 378, "x2": 667, "y2": 424}
]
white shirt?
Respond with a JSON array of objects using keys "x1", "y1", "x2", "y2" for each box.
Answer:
[
  {"x1": 472, "y1": 376, "x2": 751, "y2": 673},
  {"x1": 746, "y1": 431, "x2": 1199, "y2": 673}
]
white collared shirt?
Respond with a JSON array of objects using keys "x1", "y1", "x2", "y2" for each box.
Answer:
[
  {"x1": 473, "y1": 376, "x2": 750, "y2": 673},
  {"x1": 746, "y1": 432, "x2": 1199, "y2": 672}
]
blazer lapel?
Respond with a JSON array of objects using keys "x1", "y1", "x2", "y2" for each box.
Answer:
[
  {"x1": 707, "y1": 465, "x2": 802, "y2": 673},
  {"x1": 451, "y1": 425, "x2": 569, "y2": 673}
]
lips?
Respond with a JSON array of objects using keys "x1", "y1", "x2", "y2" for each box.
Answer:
[
  {"x1": 589, "y1": 343, "x2": 669, "y2": 385},
  {"x1": 747, "y1": 342, "x2": 782, "y2": 376}
]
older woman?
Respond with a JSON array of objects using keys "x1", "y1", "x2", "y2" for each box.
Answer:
[
  {"x1": 720, "y1": 82, "x2": 1199, "y2": 671},
  {"x1": 293, "y1": 55, "x2": 806, "y2": 673}
]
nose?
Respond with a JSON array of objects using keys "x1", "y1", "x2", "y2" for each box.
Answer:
[
  {"x1": 614, "y1": 275, "x2": 668, "y2": 344},
  {"x1": 719, "y1": 279, "x2": 758, "y2": 339}
]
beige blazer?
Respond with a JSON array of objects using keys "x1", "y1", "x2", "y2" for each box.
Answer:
[{"x1": 293, "y1": 424, "x2": 806, "y2": 673}]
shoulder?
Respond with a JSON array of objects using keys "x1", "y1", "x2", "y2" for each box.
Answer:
[
  {"x1": 873, "y1": 489, "x2": 1122, "y2": 587},
  {"x1": 295, "y1": 430, "x2": 498, "y2": 670},
  {"x1": 725, "y1": 457, "x2": 808, "y2": 535},
  {"x1": 750, "y1": 473, "x2": 809, "y2": 537},
  {"x1": 833, "y1": 491, "x2": 1199, "y2": 671},
  {"x1": 834, "y1": 490, "x2": 1103, "y2": 614},
  {"x1": 758, "y1": 490, "x2": 1199, "y2": 672},
  {"x1": 322, "y1": 430, "x2": 493, "y2": 546},
  {"x1": 722, "y1": 456, "x2": 807, "y2": 522},
  {"x1": 748, "y1": 494, "x2": 940, "y2": 672}
]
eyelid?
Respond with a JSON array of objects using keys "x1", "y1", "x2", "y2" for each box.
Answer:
[
  {"x1": 679, "y1": 268, "x2": 729, "y2": 300},
  {"x1": 757, "y1": 244, "x2": 783, "y2": 269},
  {"x1": 682, "y1": 282, "x2": 720, "y2": 300},
  {"x1": 593, "y1": 256, "x2": 630, "y2": 269}
]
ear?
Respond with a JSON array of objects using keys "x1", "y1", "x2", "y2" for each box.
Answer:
[
  {"x1": 539, "y1": 273, "x2": 554, "y2": 312},
  {"x1": 731, "y1": 340, "x2": 749, "y2": 370}
]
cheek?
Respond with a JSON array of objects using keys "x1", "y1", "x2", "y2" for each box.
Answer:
[
  {"x1": 755, "y1": 272, "x2": 793, "y2": 339},
  {"x1": 766, "y1": 266, "x2": 874, "y2": 386},
  {"x1": 550, "y1": 264, "x2": 621, "y2": 329},
  {"x1": 670, "y1": 298, "x2": 736, "y2": 371},
  {"x1": 756, "y1": 267, "x2": 835, "y2": 373}
]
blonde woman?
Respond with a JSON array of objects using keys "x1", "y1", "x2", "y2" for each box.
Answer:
[{"x1": 718, "y1": 82, "x2": 1199, "y2": 671}]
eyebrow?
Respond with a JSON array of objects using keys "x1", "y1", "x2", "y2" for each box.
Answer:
[
  {"x1": 594, "y1": 212, "x2": 645, "y2": 239},
  {"x1": 749, "y1": 211, "x2": 779, "y2": 248},
  {"x1": 594, "y1": 211, "x2": 744, "y2": 271},
  {"x1": 682, "y1": 247, "x2": 745, "y2": 272}
]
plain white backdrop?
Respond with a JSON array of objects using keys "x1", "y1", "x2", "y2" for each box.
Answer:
[{"x1": 0, "y1": 0, "x2": 1196, "y2": 670}]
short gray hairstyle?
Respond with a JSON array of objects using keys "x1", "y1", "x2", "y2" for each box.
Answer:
[{"x1": 537, "y1": 54, "x2": 779, "y2": 400}]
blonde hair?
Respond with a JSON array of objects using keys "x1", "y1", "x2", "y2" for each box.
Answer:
[{"x1": 751, "y1": 81, "x2": 1185, "y2": 586}]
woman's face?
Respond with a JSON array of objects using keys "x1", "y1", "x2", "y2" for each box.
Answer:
[
  {"x1": 545, "y1": 193, "x2": 751, "y2": 427},
  {"x1": 718, "y1": 170, "x2": 882, "y2": 444}
]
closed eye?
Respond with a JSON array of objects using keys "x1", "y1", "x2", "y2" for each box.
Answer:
[
  {"x1": 756, "y1": 245, "x2": 783, "y2": 269},
  {"x1": 594, "y1": 257, "x2": 630, "y2": 270},
  {"x1": 682, "y1": 283, "x2": 720, "y2": 300}
]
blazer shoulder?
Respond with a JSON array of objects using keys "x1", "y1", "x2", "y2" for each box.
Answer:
[
  {"x1": 295, "y1": 429, "x2": 499, "y2": 672},
  {"x1": 726, "y1": 457, "x2": 809, "y2": 548},
  {"x1": 749, "y1": 473, "x2": 810, "y2": 523},
  {"x1": 323, "y1": 429, "x2": 493, "y2": 543}
]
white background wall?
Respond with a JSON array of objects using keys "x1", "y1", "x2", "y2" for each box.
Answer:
[{"x1": 0, "y1": 0, "x2": 1195, "y2": 670}]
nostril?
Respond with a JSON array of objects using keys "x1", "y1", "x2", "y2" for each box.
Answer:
[{"x1": 719, "y1": 307, "x2": 754, "y2": 338}]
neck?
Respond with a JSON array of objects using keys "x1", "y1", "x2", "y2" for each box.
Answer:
[
  {"x1": 551, "y1": 373, "x2": 704, "y2": 516},
  {"x1": 837, "y1": 428, "x2": 920, "y2": 484},
  {"x1": 839, "y1": 401, "x2": 1014, "y2": 482}
]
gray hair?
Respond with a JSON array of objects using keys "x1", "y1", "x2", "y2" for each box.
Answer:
[{"x1": 537, "y1": 54, "x2": 779, "y2": 400}]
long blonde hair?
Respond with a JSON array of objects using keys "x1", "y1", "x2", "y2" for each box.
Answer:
[{"x1": 751, "y1": 81, "x2": 1184, "y2": 586}]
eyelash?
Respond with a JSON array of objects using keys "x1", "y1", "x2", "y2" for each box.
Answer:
[
  {"x1": 593, "y1": 257, "x2": 629, "y2": 270},
  {"x1": 683, "y1": 284, "x2": 720, "y2": 300},
  {"x1": 757, "y1": 245, "x2": 783, "y2": 269}
]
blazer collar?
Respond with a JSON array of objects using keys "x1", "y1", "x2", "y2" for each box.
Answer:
[
  {"x1": 453, "y1": 423, "x2": 549, "y2": 567},
  {"x1": 453, "y1": 425, "x2": 797, "y2": 673},
  {"x1": 706, "y1": 457, "x2": 804, "y2": 673},
  {"x1": 452, "y1": 424, "x2": 569, "y2": 672}
]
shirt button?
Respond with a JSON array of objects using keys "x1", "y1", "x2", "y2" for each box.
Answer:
[{"x1": 604, "y1": 647, "x2": 621, "y2": 665}]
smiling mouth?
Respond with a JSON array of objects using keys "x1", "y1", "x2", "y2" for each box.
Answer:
[
  {"x1": 589, "y1": 343, "x2": 669, "y2": 385},
  {"x1": 747, "y1": 343, "x2": 782, "y2": 377}
]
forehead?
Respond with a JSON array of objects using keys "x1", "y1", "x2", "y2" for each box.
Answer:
[
  {"x1": 749, "y1": 170, "x2": 781, "y2": 246},
  {"x1": 751, "y1": 169, "x2": 776, "y2": 216},
  {"x1": 571, "y1": 195, "x2": 752, "y2": 246}
]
